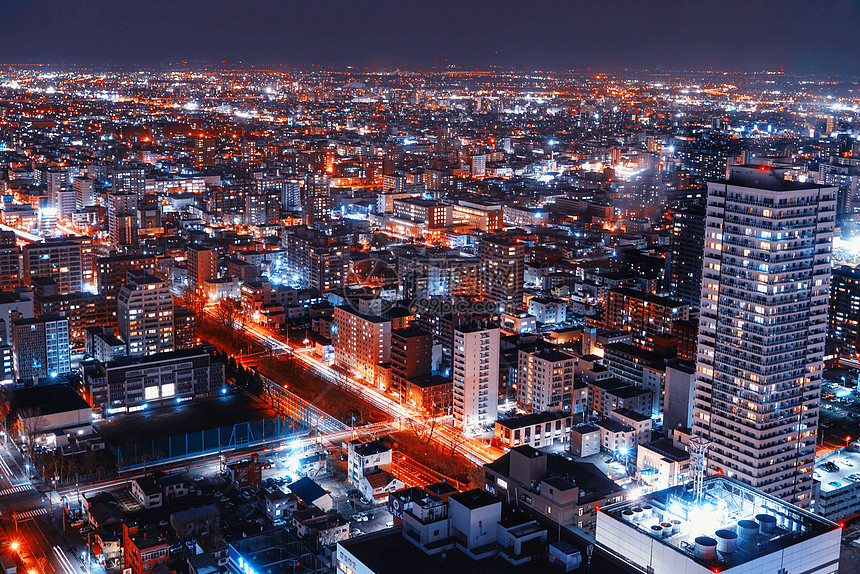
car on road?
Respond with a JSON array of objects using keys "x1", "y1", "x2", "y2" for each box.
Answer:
[
  {"x1": 193, "y1": 475, "x2": 204, "y2": 482},
  {"x1": 79, "y1": 525, "x2": 92, "y2": 535}
]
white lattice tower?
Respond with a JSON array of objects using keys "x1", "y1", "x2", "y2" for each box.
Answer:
[{"x1": 690, "y1": 435, "x2": 711, "y2": 503}]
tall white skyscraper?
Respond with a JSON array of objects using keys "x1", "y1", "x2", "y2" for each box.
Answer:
[
  {"x1": 692, "y1": 165, "x2": 836, "y2": 507},
  {"x1": 452, "y1": 323, "x2": 499, "y2": 431}
]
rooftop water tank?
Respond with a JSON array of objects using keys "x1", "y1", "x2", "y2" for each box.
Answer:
[
  {"x1": 737, "y1": 520, "x2": 759, "y2": 548},
  {"x1": 715, "y1": 529, "x2": 738, "y2": 554},
  {"x1": 650, "y1": 525, "x2": 664, "y2": 537},
  {"x1": 694, "y1": 536, "x2": 718, "y2": 561},
  {"x1": 756, "y1": 514, "x2": 777, "y2": 535}
]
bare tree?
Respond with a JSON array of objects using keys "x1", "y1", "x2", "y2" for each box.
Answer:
[
  {"x1": 180, "y1": 284, "x2": 206, "y2": 317},
  {"x1": 18, "y1": 407, "x2": 48, "y2": 452},
  {"x1": 215, "y1": 298, "x2": 243, "y2": 340},
  {"x1": 406, "y1": 411, "x2": 439, "y2": 450}
]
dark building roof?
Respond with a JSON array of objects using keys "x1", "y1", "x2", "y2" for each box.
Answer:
[
  {"x1": 449, "y1": 488, "x2": 499, "y2": 511},
  {"x1": 612, "y1": 408, "x2": 650, "y2": 423},
  {"x1": 288, "y1": 477, "x2": 328, "y2": 504},
  {"x1": 351, "y1": 440, "x2": 390, "y2": 456},
  {"x1": 12, "y1": 383, "x2": 90, "y2": 417},
  {"x1": 641, "y1": 438, "x2": 690, "y2": 462},
  {"x1": 496, "y1": 411, "x2": 569, "y2": 430}
]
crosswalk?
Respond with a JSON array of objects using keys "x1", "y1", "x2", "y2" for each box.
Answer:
[
  {"x1": 0, "y1": 484, "x2": 33, "y2": 497},
  {"x1": 15, "y1": 507, "x2": 47, "y2": 519}
]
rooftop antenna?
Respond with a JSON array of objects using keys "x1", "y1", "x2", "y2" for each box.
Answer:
[{"x1": 690, "y1": 435, "x2": 711, "y2": 503}]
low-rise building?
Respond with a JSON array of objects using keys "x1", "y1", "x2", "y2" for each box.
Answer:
[
  {"x1": 587, "y1": 377, "x2": 652, "y2": 419},
  {"x1": 347, "y1": 439, "x2": 392, "y2": 487},
  {"x1": 814, "y1": 446, "x2": 860, "y2": 522},
  {"x1": 482, "y1": 445, "x2": 625, "y2": 532},
  {"x1": 594, "y1": 418, "x2": 636, "y2": 458},
  {"x1": 609, "y1": 408, "x2": 652, "y2": 448},
  {"x1": 262, "y1": 486, "x2": 298, "y2": 523},
  {"x1": 131, "y1": 476, "x2": 163, "y2": 509},
  {"x1": 161, "y1": 473, "x2": 189, "y2": 500},
  {"x1": 171, "y1": 504, "x2": 219, "y2": 540},
  {"x1": 570, "y1": 423, "x2": 600, "y2": 457},
  {"x1": 292, "y1": 507, "x2": 350, "y2": 546},
  {"x1": 83, "y1": 345, "x2": 224, "y2": 413},
  {"x1": 494, "y1": 411, "x2": 572, "y2": 450},
  {"x1": 288, "y1": 477, "x2": 333, "y2": 512},
  {"x1": 399, "y1": 374, "x2": 452, "y2": 414},
  {"x1": 227, "y1": 454, "x2": 262, "y2": 491},
  {"x1": 359, "y1": 470, "x2": 404, "y2": 501},
  {"x1": 123, "y1": 522, "x2": 169, "y2": 574},
  {"x1": 635, "y1": 438, "x2": 690, "y2": 492}
]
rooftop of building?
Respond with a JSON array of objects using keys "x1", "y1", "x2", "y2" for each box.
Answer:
[
  {"x1": 449, "y1": 488, "x2": 500, "y2": 511},
  {"x1": 605, "y1": 342, "x2": 668, "y2": 369},
  {"x1": 288, "y1": 477, "x2": 328, "y2": 504},
  {"x1": 229, "y1": 528, "x2": 323, "y2": 574},
  {"x1": 0, "y1": 290, "x2": 32, "y2": 304},
  {"x1": 392, "y1": 327, "x2": 430, "y2": 342},
  {"x1": 572, "y1": 423, "x2": 600, "y2": 435},
  {"x1": 612, "y1": 408, "x2": 650, "y2": 423},
  {"x1": 639, "y1": 438, "x2": 689, "y2": 462},
  {"x1": 595, "y1": 418, "x2": 633, "y2": 433},
  {"x1": 171, "y1": 504, "x2": 219, "y2": 525},
  {"x1": 599, "y1": 476, "x2": 839, "y2": 571},
  {"x1": 487, "y1": 449, "x2": 621, "y2": 504},
  {"x1": 608, "y1": 286, "x2": 687, "y2": 308},
  {"x1": 405, "y1": 374, "x2": 451, "y2": 389},
  {"x1": 496, "y1": 410, "x2": 570, "y2": 430},
  {"x1": 11, "y1": 383, "x2": 90, "y2": 418},
  {"x1": 133, "y1": 475, "x2": 161, "y2": 495},
  {"x1": 364, "y1": 470, "x2": 398, "y2": 489},
  {"x1": 102, "y1": 345, "x2": 213, "y2": 369},
  {"x1": 815, "y1": 445, "x2": 860, "y2": 494},
  {"x1": 455, "y1": 321, "x2": 499, "y2": 334},
  {"x1": 351, "y1": 439, "x2": 391, "y2": 456},
  {"x1": 12, "y1": 312, "x2": 65, "y2": 326},
  {"x1": 589, "y1": 377, "x2": 633, "y2": 392},
  {"x1": 424, "y1": 481, "x2": 459, "y2": 497},
  {"x1": 523, "y1": 347, "x2": 574, "y2": 363},
  {"x1": 394, "y1": 197, "x2": 443, "y2": 207},
  {"x1": 722, "y1": 165, "x2": 837, "y2": 192},
  {"x1": 334, "y1": 305, "x2": 390, "y2": 323}
]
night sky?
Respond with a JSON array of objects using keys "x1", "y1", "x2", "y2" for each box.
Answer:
[{"x1": 1, "y1": 0, "x2": 858, "y2": 73}]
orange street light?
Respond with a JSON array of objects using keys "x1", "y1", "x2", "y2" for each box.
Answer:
[{"x1": 10, "y1": 541, "x2": 19, "y2": 551}]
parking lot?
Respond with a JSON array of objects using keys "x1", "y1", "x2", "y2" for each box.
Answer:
[{"x1": 820, "y1": 372, "x2": 860, "y2": 449}]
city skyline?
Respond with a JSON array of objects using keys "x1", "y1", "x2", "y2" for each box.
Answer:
[
  {"x1": 0, "y1": 1, "x2": 859, "y2": 73},
  {"x1": 0, "y1": 36, "x2": 858, "y2": 574}
]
